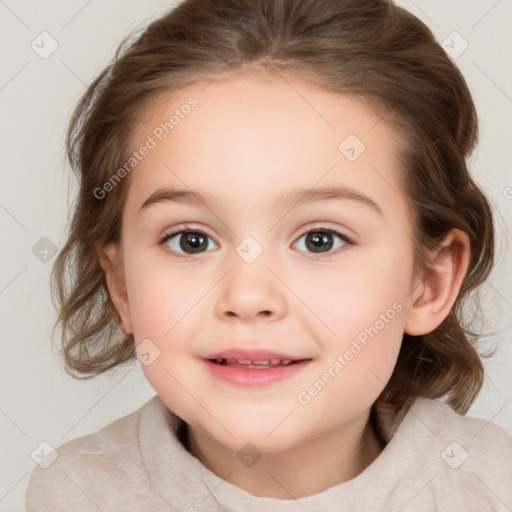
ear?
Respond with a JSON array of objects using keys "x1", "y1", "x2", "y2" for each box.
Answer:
[
  {"x1": 404, "y1": 229, "x2": 470, "y2": 336},
  {"x1": 96, "y1": 241, "x2": 133, "y2": 335}
]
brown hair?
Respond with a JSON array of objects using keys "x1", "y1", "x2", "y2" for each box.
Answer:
[{"x1": 52, "y1": 0, "x2": 495, "y2": 416}]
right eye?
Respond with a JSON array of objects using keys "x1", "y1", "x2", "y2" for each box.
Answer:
[{"x1": 160, "y1": 229, "x2": 219, "y2": 257}]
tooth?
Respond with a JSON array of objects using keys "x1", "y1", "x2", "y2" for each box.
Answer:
[
  {"x1": 270, "y1": 358, "x2": 281, "y2": 365},
  {"x1": 238, "y1": 360, "x2": 252, "y2": 364},
  {"x1": 281, "y1": 360, "x2": 291, "y2": 365},
  {"x1": 253, "y1": 360, "x2": 270, "y2": 365},
  {"x1": 214, "y1": 358, "x2": 223, "y2": 364},
  {"x1": 225, "y1": 359, "x2": 237, "y2": 364}
]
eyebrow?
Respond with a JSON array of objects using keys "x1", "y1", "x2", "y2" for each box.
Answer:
[{"x1": 139, "y1": 185, "x2": 384, "y2": 217}]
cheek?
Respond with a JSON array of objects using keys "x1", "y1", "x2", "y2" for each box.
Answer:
[
  {"x1": 299, "y1": 245, "x2": 412, "y2": 394},
  {"x1": 124, "y1": 252, "x2": 217, "y2": 382},
  {"x1": 125, "y1": 252, "x2": 204, "y2": 341},
  {"x1": 295, "y1": 282, "x2": 407, "y2": 426},
  {"x1": 123, "y1": 253, "x2": 209, "y2": 413},
  {"x1": 300, "y1": 249, "x2": 411, "y2": 345}
]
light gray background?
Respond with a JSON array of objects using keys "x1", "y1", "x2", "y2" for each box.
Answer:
[{"x1": 1, "y1": 0, "x2": 511, "y2": 509}]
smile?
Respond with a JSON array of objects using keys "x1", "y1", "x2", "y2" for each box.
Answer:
[
  {"x1": 210, "y1": 358, "x2": 299, "y2": 368},
  {"x1": 202, "y1": 350, "x2": 312, "y2": 387}
]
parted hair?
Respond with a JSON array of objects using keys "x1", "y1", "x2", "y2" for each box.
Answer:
[{"x1": 52, "y1": 0, "x2": 495, "y2": 417}]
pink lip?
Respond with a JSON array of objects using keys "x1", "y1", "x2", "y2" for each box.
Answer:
[
  {"x1": 202, "y1": 347, "x2": 312, "y2": 388},
  {"x1": 204, "y1": 348, "x2": 303, "y2": 361}
]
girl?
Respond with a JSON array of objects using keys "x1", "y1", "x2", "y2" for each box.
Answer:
[{"x1": 26, "y1": 0, "x2": 512, "y2": 510}]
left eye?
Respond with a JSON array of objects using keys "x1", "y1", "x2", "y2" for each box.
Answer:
[
  {"x1": 161, "y1": 230, "x2": 219, "y2": 255},
  {"x1": 292, "y1": 229, "x2": 351, "y2": 255}
]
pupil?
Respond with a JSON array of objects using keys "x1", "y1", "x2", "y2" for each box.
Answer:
[
  {"x1": 307, "y1": 232, "x2": 333, "y2": 253},
  {"x1": 181, "y1": 232, "x2": 207, "y2": 253}
]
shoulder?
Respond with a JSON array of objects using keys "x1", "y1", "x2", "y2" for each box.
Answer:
[
  {"x1": 412, "y1": 396, "x2": 512, "y2": 459},
  {"x1": 25, "y1": 395, "x2": 165, "y2": 511},
  {"x1": 405, "y1": 397, "x2": 512, "y2": 507}
]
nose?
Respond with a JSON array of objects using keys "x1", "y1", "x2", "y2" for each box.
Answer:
[{"x1": 214, "y1": 258, "x2": 287, "y2": 323}]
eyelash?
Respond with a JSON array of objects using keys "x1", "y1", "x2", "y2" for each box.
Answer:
[{"x1": 158, "y1": 226, "x2": 354, "y2": 259}]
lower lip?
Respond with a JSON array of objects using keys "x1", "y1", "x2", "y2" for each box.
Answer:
[{"x1": 202, "y1": 359, "x2": 312, "y2": 387}]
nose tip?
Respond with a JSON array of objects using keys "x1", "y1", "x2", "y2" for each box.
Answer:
[{"x1": 214, "y1": 263, "x2": 287, "y2": 323}]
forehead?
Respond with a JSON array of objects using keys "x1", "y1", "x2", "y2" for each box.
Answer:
[{"x1": 126, "y1": 72, "x2": 407, "y2": 217}]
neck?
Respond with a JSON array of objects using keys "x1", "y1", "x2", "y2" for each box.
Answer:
[{"x1": 185, "y1": 409, "x2": 385, "y2": 499}]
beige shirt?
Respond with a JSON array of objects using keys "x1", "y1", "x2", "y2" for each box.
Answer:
[{"x1": 25, "y1": 394, "x2": 512, "y2": 511}]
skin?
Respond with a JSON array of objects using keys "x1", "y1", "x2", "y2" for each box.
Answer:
[{"x1": 99, "y1": 69, "x2": 470, "y2": 499}]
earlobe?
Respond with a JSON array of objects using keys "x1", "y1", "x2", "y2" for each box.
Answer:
[
  {"x1": 404, "y1": 229, "x2": 470, "y2": 336},
  {"x1": 96, "y1": 242, "x2": 133, "y2": 335}
]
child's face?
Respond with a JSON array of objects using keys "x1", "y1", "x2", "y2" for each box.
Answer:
[{"x1": 113, "y1": 72, "x2": 420, "y2": 453}]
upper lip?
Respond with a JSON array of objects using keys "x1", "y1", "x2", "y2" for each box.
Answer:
[{"x1": 203, "y1": 348, "x2": 309, "y2": 361}]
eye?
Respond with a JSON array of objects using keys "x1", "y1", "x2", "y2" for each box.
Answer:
[
  {"x1": 160, "y1": 228, "x2": 219, "y2": 256},
  {"x1": 292, "y1": 228, "x2": 352, "y2": 256}
]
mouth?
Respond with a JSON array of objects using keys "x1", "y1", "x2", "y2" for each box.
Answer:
[
  {"x1": 202, "y1": 349, "x2": 312, "y2": 387},
  {"x1": 208, "y1": 358, "x2": 307, "y2": 369}
]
